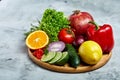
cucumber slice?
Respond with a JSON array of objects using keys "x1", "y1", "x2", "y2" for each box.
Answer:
[
  {"x1": 49, "y1": 52, "x2": 62, "y2": 64},
  {"x1": 41, "y1": 51, "x2": 56, "y2": 62},
  {"x1": 55, "y1": 52, "x2": 69, "y2": 66}
]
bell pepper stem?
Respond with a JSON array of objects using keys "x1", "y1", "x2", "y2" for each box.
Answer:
[{"x1": 89, "y1": 21, "x2": 99, "y2": 30}]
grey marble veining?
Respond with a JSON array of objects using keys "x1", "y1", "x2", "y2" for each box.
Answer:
[{"x1": 0, "y1": 0, "x2": 120, "y2": 80}]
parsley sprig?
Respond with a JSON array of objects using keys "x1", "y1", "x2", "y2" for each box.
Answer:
[{"x1": 25, "y1": 9, "x2": 69, "y2": 42}]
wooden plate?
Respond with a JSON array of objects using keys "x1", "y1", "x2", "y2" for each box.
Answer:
[{"x1": 28, "y1": 49, "x2": 112, "y2": 73}]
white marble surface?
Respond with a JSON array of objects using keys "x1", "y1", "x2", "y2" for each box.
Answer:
[{"x1": 0, "y1": 0, "x2": 120, "y2": 80}]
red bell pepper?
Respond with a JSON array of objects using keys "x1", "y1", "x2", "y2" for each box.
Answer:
[{"x1": 87, "y1": 22, "x2": 114, "y2": 53}]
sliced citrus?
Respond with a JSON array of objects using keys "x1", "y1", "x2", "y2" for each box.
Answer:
[{"x1": 26, "y1": 30, "x2": 49, "y2": 49}]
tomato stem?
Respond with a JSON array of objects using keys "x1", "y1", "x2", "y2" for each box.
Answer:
[{"x1": 66, "y1": 28, "x2": 75, "y2": 38}]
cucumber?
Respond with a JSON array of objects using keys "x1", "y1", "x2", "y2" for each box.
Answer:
[
  {"x1": 41, "y1": 52, "x2": 56, "y2": 62},
  {"x1": 55, "y1": 52, "x2": 69, "y2": 66},
  {"x1": 66, "y1": 44, "x2": 80, "y2": 68},
  {"x1": 49, "y1": 52, "x2": 62, "y2": 64}
]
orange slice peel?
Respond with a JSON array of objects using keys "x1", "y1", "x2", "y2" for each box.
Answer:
[{"x1": 25, "y1": 30, "x2": 49, "y2": 49}]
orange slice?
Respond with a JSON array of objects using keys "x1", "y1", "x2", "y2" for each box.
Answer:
[{"x1": 26, "y1": 30, "x2": 49, "y2": 49}]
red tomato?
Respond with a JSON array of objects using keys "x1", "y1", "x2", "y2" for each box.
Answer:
[
  {"x1": 33, "y1": 49, "x2": 44, "y2": 59},
  {"x1": 58, "y1": 28, "x2": 75, "y2": 44}
]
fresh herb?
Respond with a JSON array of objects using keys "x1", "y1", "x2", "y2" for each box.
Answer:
[
  {"x1": 24, "y1": 24, "x2": 39, "y2": 38},
  {"x1": 25, "y1": 9, "x2": 70, "y2": 42},
  {"x1": 39, "y1": 9, "x2": 69, "y2": 42}
]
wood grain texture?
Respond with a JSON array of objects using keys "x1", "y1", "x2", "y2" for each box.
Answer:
[{"x1": 28, "y1": 49, "x2": 112, "y2": 73}]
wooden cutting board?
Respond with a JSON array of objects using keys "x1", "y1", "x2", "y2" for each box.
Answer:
[{"x1": 28, "y1": 49, "x2": 112, "y2": 73}]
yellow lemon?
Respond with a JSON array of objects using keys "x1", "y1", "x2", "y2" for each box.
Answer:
[{"x1": 78, "y1": 41, "x2": 102, "y2": 65}]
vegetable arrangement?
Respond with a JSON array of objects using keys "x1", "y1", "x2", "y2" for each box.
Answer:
[{"x1": 25, "y1": 8, "x2": 114, "y2": 68}]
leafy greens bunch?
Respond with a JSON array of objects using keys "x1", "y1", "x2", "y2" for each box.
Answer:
[{"x1": 25, "y1": 9, "x2": 69, "y2": 42}]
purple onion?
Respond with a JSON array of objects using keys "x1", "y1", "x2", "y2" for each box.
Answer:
[{"x1": 47, "y1": 41, "x2": 65, "y2": 52}]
